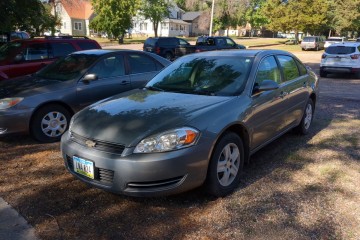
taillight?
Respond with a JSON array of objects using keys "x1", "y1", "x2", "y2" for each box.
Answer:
[
  {"x1": 350, "y1": 54, "x2": 360, "y2": 59},
  {"x1": 195, "y1": 49, "x2": 201, "y2": 53},
  {"x1": 322, "y1": 54, "x2": 327, "y2": 59},
  {"x1": 155, "y1": 47, "x2": 160, "y2": 54}
]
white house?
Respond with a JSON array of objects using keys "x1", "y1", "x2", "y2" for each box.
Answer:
[
  {"x1": 52, "y1": 0, "x2": 94, "y2": 36},
  {"x1": 131, "y1": 3, "x2": 191, "y2": 37}
]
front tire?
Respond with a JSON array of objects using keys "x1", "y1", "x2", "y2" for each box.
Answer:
[
  {"x1": 30, "y1": 104, "x2": 71, "y2": 143},
  {"x1": 294, "y1": 98, "x2": 314, "y2": 135},
  {"x1": 205, "y1": 132, "x2": 244, "y2": 197}
]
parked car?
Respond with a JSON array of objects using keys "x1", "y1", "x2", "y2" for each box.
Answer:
[
  {"x1": 0, "y1": 36, "x2": 101, "y2": 80},
  {"x1": 0, "y1": 49, "x2": 170, "y2": 142},
  {"x1": 300, "y1": 36, "x2": 325, "y2": 51},
  {"x1": 324, "y1": 37, "x2": 346, "y2": 49},
  {"x1": 61, "y1": 49, "x2": 319, "y2": 197},
  {"x1": 0, "y1": 31, "x2": 30, "y2": 45},
  {"x1": 143, "y1": 37, "x2": 191, "y2": 61},
  {"x1": 320, "y1": 42, "x2": 360, "y2": 77},
  {"x1": 175, "y1": 36, "x2": 246, "y2": 58}
]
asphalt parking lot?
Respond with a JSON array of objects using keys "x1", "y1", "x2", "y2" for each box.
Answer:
[{"x1": 0, "y1": 50, "x2": 359, "y2": 240}]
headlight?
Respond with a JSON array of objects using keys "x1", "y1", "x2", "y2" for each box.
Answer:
[
  {"x1": 134, "y1": 127, "x2": 199, "y2": 153},
  {"x1": 0, "y1": 98, "x2": 24, "y2": 110}
]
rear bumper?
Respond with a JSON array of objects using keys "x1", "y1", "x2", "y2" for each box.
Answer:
[{"x1": 320, "y1": 66, "x2": 360, "y2": 73}]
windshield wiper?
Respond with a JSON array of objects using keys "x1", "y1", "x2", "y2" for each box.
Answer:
[
  {"x1": 192, "y1": 89, "x2": 217, "y2": 96},
  {"x1": 145, "y1": 86, "x2": 165, "y2": 92}
]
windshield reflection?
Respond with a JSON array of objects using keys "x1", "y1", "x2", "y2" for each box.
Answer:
[
  {"x1": 146, "y1": 56, "x2": 253, "y2": 96},
  {"x1": 35, "y1": 54, "x2": 98, "y2": 81}
]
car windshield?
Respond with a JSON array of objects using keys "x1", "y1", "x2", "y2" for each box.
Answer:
[
  {"x1": 35, "y1": 54, "x2": 98, "y2": 81},
  {"x1": 327, "y1": 38, "x2": 342, "y2": 42},
  {"x1": 325, "y1": 46, "x2": 356, "y2": 54},
  {"x1": 303, "y1": 37, "x2": 315, "y2": 42},
  {"x1": 0, "y1": 42, "x2": 22, "y2": 60},
  {"x1": 146, "y1": 55, "x2": 253, "y2": 96}
]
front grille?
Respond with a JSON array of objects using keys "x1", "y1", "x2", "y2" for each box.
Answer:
[
  {"x1": 70, "y1": 132, "x2": 125, "y2": 155},
  {"x1": 66, "y1": 155, "x2": 114, "y2": 185}
]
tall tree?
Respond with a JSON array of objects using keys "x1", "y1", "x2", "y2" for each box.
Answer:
[
  {"x1": 245, "y1": 0, "x2": 268, "y2": 36},
  {"x1": 260, "y1": 0, "x2": 330, "y2": 41},
  {"x1": 141, "y1": 0, "x2": 171, "y2": 38},
  {"x1": 0, "y1": 0, "x2": 59, "y2": 36},
  {"x1": 332, "y1": 0, "x2": 360, "y2": 36},
  {"x1": 90, "y1": 0, "x2": 140, "y2": 43}
]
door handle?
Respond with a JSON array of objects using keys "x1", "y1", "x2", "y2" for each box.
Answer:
[{"x1": 120, "y1": 80, "x2": 130, "y2": 85}]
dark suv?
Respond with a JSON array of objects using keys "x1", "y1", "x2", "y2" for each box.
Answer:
[
  {"x1": 143, "y1": 37, "x2": 191, "y2": 60},
  {"x1": 0, "y1": 36, "x2": 101, "y2": 80}
]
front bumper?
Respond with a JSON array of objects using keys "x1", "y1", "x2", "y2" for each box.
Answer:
[
  {"x1": 61, "y1": 131, "x2": 213, "y2": 197},
  {"x1": 0, "y1": 108, "x2": 33, "y2": 136}
]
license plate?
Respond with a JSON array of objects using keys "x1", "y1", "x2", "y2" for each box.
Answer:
[{"x1": 73, "y1": 156, "x2": 94, "y2": 179}]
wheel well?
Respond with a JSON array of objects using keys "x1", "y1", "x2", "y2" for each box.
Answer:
[
  {"x1": 29, "y1": 102, "x2": 75, "y2": 127},
  {"x1": 219, "y1": 124, "x2": 251, "y2": 164},
  {"x1": 310, "y1": 93, "x2": 316, "y2": 109}
]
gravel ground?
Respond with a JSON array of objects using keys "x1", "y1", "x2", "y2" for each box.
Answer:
[{"x1": 0, "y1": 51, "x2": 359, "y2": 240}]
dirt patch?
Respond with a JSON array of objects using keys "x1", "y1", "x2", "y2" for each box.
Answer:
[{"x1": 0, "y1": 52, "x2": 359, "y2": 240}]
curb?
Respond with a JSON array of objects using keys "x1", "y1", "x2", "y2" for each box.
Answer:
[{"x1": 0, "y1": 198, "x2": 39, "y2": 240}]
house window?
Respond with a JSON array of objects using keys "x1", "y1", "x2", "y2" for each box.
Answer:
[
  {"x1": 176, "y1": 24, "x2": 179, "y2": 31},
  {"x1": 144, "y1": 23, "x2": 148, "y2": 30},
  {"x1": 74, "y1": 22, "x2": 82, "y2": 31},
  {"x1": 140, "y1": 23, "x2": 143, "y2": 31},
  {"x1": 63, "y1": 21, "x2": 66, "y2": 29}
]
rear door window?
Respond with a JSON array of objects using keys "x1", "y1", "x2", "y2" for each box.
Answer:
[
  {"x1": 23, "y1": 43, "x2": 49, "y2": 61},
  {"x1": 128, "y1": 53, "x2": 159, "y2": 74},
  {"x1": 325, "y1": 46, "x2": 356, "y2": 54},
  {"x1": 50, "y1": 42, "x2": 76, "y2": 58},
  {"x1": 277, "y1": 55, "x2": 300, "y2": 82}
]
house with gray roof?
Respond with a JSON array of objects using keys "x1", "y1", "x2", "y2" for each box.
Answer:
[{"x1": 182, "y1": 11, "x2": 208, "y2": 37}]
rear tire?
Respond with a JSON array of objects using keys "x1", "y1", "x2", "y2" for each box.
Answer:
[
  {"x1": 165, "y1": 52, "x2": 173, "y2": 61},
  {"x1": 205, "y1": 132, "x2": 244, "y2": 197},
  {"x1": 320, "y1": 70, "x2": 327, "y2": 78},
  {"x1": 30, "y1": 104, "x2": 71, "y2": 143},
  {"x1": 294, "y1": 98, "x2": 314, "y2": 135}
]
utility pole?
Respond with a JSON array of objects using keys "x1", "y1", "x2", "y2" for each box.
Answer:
[{"x1": 209, "y1": 0, "x2": 215, "y2": 36}]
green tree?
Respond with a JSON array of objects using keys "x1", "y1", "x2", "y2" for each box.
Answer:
[
  {"x1": 141, "y1": 0, "x2": 171, "y2": 38},
  {"x1": 245, "y1": 0, "x2": 268, "y2": 36},
  {"x1": 90, "y1": 0, "x2": 140, "y2": 43},
  {"x1": 260, "y1": 0, "x2": 330, "y2": 41},
  {"x1": 0, "y1": 0, "x2": 57, "y2": 35},
  {"x1": 331, "y1": 0, "x2": 360, "y2": 36}
]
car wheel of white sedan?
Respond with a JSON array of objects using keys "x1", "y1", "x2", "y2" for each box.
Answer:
[
  {"x1": 205, "y1": 132, "x2": 244, "y2": 197},
  {"x1": 31, "y1": 104, "x2": 71, "y2": 143}
]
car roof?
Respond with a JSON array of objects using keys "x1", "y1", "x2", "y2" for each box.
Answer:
[
  {"x1": 327, "y1": 42, "x2": 360, "y2": 47},
  {"x1": 11, "y1": 37, "x2": 96, "y2": 43},
  {"x1": 71, "y1": 49, "x2": 168, "y2": 56},
  {"x1": 187, "y1": 49, "x2": 294, "y2": 58}
]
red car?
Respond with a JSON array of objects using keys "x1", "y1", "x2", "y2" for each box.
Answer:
[{"x1": 0, "y1": 36, "x2": 101, "y2": 80}]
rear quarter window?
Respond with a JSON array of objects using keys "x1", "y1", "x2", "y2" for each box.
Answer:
[
  {"x1": 325, "y1": 46, "x2": 356, "y2": 54},
  {"x1": 144, "y1": 38, "x2": 157, "y2": 46},
  {"x1": 76, "y1": 41, "x2": 100, "y2": 50}
]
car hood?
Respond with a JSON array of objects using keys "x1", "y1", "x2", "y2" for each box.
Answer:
[
  {"x1": 71, "y1": 89, "x2": 232, "y2": 146},
  {"x1": 0, "y1": 75, "x2": 67, "y2": 98}
]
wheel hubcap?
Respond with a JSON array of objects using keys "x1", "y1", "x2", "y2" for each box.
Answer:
[
  {"x1": 41, "y1": 111, "x2": 67, "y2": 137},
  {"x1": 304, "y1": 103, "x2": 313, "y2": 130},
  {"x1": 217, "y1": 143, "x2": 240, "y2": 186}
]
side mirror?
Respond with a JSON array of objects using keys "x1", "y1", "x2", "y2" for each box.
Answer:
[
  {"x1": 82, "y1": 74, "x2": 98, "y2": 83},
  {"x1": 253, "y1": 80, "x2": 279, "y2": 94},
  {"x1": 14, "y1": 54, "x2": 24, "y2": 63}
]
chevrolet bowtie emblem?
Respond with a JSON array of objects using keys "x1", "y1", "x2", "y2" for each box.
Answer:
[{"x1": 85, "y1": 140, "x2": 96, "y2": 148}]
